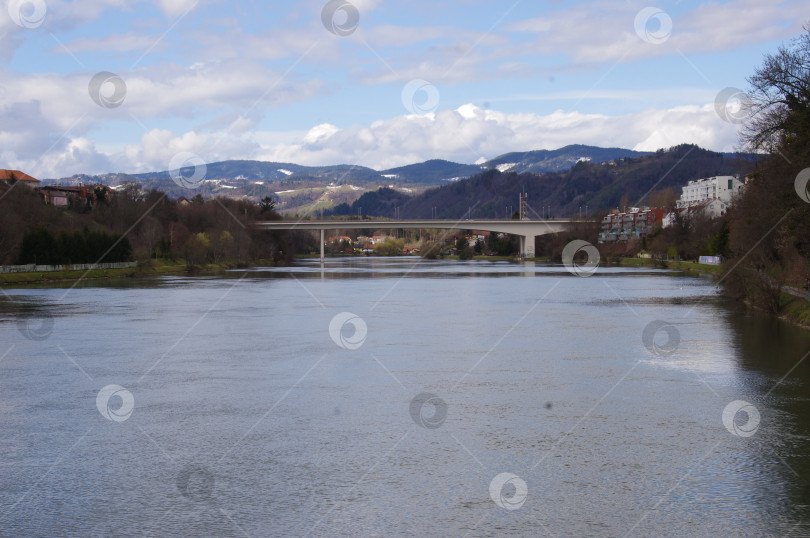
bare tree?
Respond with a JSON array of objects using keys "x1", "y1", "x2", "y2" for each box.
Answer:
[{"x1": 742, "y1": 22, "x2": 810, "y2": 153}]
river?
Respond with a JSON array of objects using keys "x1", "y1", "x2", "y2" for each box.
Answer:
[{"x1": 1, "y1": 257, "x2": 809, "y2": 536}]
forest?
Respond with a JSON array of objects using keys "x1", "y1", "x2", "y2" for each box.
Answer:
[
  {"x1": 720, "y1": 25, "x2": 810, "y2": 313},
  {"x1": 0, "y1": 186, "x2": 302, "y2": 268}
]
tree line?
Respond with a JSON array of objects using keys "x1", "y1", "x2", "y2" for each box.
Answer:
[
  {"x1": 16, "y1": 228, "x2": 132, "y2": 265},
  {"x1": 722, "y1": 23, "x2": 810, "y2": 313},
  {"x1": 0, "y1": 183, "x2": 304, "y2": 267}
]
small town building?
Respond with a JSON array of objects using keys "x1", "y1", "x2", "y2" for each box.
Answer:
[
  {"x1": 662, "y1": 175, "x2": 744, "y2": 225},
  {"x1": 599, "y1": 207, "x2": 666, "y2": 243},
  {"x1": 0, "y1": 169, "x2": 40, "y2": 189},
  {"x1": 40, "y1": 184, "x2": 111, "y2": 207},
  {"x1": 676, "y1": 175, "x2": 743, "y2": 211},
  {"x1": 328, "y1": 235, "x2": 353, "y2": 245}
]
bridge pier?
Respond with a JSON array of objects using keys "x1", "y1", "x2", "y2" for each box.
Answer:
[
  {"x1": 520, "y1": 235, "x2": 535, "y2": 258},
  {"x1": 320, "y1": 229, "x2": 325, "y2": 264}
]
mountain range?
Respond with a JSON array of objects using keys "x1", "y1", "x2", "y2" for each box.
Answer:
[
  {"x1": 42, "y1": 144, "x2": 755, "y2": 217},
  {"x1": 44, "y1": 145, "x2": 650, "y2": 190},
  {"x1": 326, "y1": 144, "x2": 756, "y2": 219}
]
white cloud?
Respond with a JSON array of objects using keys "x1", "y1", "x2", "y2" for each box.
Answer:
[
  {"x1": 155, "y1": 0, "x2": 200, "y2": 18},
  {"x1": 506, "y1": 0, "x2": 807, "y2": 66},
  {"x1": 36, "y1": 137, "x2": 114, "y2": 177},
  {"x1": 11, "y1": 102, "x2": 743, "y2": 178},
  {"x1": 0, "y1": 0, "x2": 791, "y2": 180},
  {"x1": 302, "y1": 123, "x2": 340, "y2": 145},
  {"x1": 250, "y1": 104, "x2": 740, "y2": 170},
  {"x1": 0, "y1": 60, "x2": 328, "y2": 142},
  {"x1": 54, "y1": 32, "x2": 167, "y2": 54}
]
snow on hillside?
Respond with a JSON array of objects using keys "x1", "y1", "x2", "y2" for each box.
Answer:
[{"x1": 496, "y1": 163, "x2": 517, "y2": 172}]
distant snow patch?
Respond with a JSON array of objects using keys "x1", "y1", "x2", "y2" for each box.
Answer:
[
  {"x1": 382, "y1": 174, "x2": 398, "y2": 179},
  {"x1": 577, "y1": 157, "x2": 591, "y2": 163},
  {"x1": 474, "y1": 157, "x2": 487, "y2": 165},
  {"x1": 278, "y1": 169, "x2": 293, "y2": 176},
  {"x1": 496, "y1": 163, "x2": 517, "y2": 172},
  {"x1": 253, "y1": 181, "x2": 264, "y2": 185}
]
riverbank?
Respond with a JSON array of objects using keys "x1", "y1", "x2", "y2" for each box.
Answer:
[
  {"x1": 0, "y1": 259, "x2": 282, "y2": 287},
  {"x1": 5, "y1": 254, "x2": 808, "y2": 332},
  {"x1": 610, "y1": 256, "x2": 810, "y2": 330},
  {"x1": 601, "y1": 256, "x2": 724, "y2": 275},
  {"x1": 779, "y1": 294, "x2": 810, "y2": 330},
  {"x1": 0, "y1": 264, "x2": 143, "y2": 285}
]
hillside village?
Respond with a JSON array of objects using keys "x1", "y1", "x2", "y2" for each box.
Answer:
[{"x1": 599, "y1": 175, "x2": 746, "y2": 243}]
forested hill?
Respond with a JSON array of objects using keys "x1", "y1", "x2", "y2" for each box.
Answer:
[{"x1": 327, "y1": 144, "x2": 756, "y2": 219}]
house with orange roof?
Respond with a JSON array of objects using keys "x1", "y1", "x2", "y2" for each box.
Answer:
[{"x1": 0, "y1": 169, "x2": 40, "y2": 189}]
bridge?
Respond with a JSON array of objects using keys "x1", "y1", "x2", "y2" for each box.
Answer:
[{"x1": 256, "y1": 219, "x2": 590, "y2": 262}]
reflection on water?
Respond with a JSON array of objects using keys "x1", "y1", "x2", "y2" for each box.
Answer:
[{"x1": 0, "y1": 257, "x2": 809, "y2": 536}]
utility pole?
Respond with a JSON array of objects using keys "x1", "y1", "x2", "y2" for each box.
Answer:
[{"x1": 519, "y1": 193, "x2": 528, "y2": 221}]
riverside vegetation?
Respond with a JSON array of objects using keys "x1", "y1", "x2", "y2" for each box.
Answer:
[
  {"x1": 0, "y1": 186, "x2": 299, "y2": 277},
  {"x1": 721, "y1": 25, "x2": 810, "y2": 325}
]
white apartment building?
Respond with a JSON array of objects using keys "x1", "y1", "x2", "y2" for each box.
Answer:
[
  {"x1": 676, "y1": 176, "x2": 744, "y2": 209},
  {"x1": 663, "y1": 175, "x2": 745, "y2": 226}
]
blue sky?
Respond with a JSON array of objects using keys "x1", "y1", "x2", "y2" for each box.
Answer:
[{"x1": 1, "y1": 0, "x2": 806, "y2": 178}]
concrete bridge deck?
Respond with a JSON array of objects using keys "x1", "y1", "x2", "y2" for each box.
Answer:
[{"x1": 256, "y1": 219, "x2": 589, "y2": 261}]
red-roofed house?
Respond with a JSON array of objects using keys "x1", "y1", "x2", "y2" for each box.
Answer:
[{"x1": 0, "y1": 169, "x2": 40, "y2": 189}]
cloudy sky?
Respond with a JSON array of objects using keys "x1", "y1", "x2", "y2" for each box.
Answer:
[{"x1": 1, "y1": 0, "x2": 806, "y2": 178}]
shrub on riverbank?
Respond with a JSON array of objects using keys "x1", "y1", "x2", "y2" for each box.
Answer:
[{"x1": 16, "y1": 227, "x2": 132, "y2": 265}]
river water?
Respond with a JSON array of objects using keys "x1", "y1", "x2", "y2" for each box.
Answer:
[{"x1": 1, "y1": 257, "x2": 810, "y2": 536}]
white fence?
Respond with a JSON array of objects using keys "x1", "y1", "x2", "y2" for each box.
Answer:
[{"x1": 0, "y1": 261, "x2": 137, "y2": 274}]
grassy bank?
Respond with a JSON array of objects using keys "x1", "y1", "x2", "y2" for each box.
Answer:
[
  {"x1": 0, "y1": 265, "x2": 143, "y2": 285},
  {"x1": 613, "y1": 257, "x2": 810, "y2": 331},
  {"x1": 294, "y1": 254, "x2": 523, "y2": 261},
  {"x1": 604, "y1": 257, "x2": 810, "y2": 331},
  {"x1": 0, "y1": 259, "x2": 282, "y2": 287},
  {"x1": 601, "y1": 256, "x2": 725, "y2": 275},
  {"x1": 782, "y1": 293, "x2": 810, "y2": 330}
]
